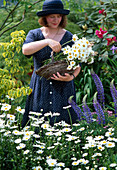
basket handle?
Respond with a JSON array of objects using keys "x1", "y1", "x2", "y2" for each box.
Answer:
[{"x1": 50, "y1": 51, "x2": 54, "y2": 62}]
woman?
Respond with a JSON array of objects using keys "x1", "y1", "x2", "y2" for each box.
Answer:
[{"x1": 21, "y1": 0, "x2": 81, "y2": 128}]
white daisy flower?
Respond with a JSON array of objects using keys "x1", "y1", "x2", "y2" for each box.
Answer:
[
  {"x1": 12, "y1": 130, "x2": 23, "y2": 135},
  {"x1": 46, "y1": 158, "x2": 57, "y2": 167},
  {"x1": 97, "y1": 145, "x2": 105, "y2": 151},
  {"x1": 22, "y1": 136, "x2": 30, "y2": 141},
  {"x1": 14, "y1": 138, "x2": 21, "y2": 144},
  {"x1": 67, "y1": 55, "x2": 74, "y2": 61},
  {"x1": 82, "y1": 160, "x2": 89, "y2": 165},
  {"x1": 82, "y1": 153, "x2": 88, "y2": 157},
  {"x1": 72, "y1": 161, "x2": 79, "y2": 166},
  {"x1": 63, "y1": 105, "x2": 71, "y2": 109},
  {"x1": 109, "y1": 163, "x2": 117, "y2": 167},
  {"x1": 15, "y1": 106, "x2": 25, "y2": 114},
  {"x1": 106, "y1": 142, "x2": 115, "y2": 148},
  {"x1": 57, "y1": 162, "x2": 65, "y2": 167},
  {"x1": 72, "y1": 34, "x2": 78, "y2": 42},
  {"x1": 44, "y1": 112, "x2": 52, "y2": 117},
  {"x1": 53, "y1": 112, "x2": 60, "y2": 116},
  {"x1": 6, "y1": 95, "x2": 14, "y2": 100},
  {"x1": 70, "y1": 60, "x2": 76, "y2": 67},
  {"x1": 16, "y1": 143, "x2": 26, "y2": 150},
  {"x1": 105, "y1": 131, "x2": 114, "y2": 137},
  {"x1": 41, "y1": 123, "x2": 50, "y2": 129},
  {"x1": 99, "y1": 167, "x2": 107, "y2": 170},
  {"x1": 24, "y1": 150, "x2": 30, "y2": 155},
  {"x1": 62, "y1": 128, "x2": 72, "y2": 133},
  {"x1": 1, "y1": 105, "x2": 11, "y2": 111},
  {"x1": 36, "y1": 150, "x2": 43, "y2": 154},
  {"x1": 45, "y1": 131, "x2": 53, "y2": 136},
  {"x1": 32, "y1": 166, "x2": 43, "y2": 170}
]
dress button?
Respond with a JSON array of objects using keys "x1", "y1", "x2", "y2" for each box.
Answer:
[
  {"x1": 50, "y1": 91, "x2": 52, "y2": 94},
  {"x1": 50, "y1": 82, "x2": 52, "y2": 85},
  {"x1": 50, "y1": 102, "x2": 52, "y2": 104}
]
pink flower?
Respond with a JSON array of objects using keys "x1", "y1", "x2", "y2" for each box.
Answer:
[
  {"x1": 99, "y1": 9, "x2": 106, "y2": 16},
  {"x1": 106, "y1": 36, "x2": 117, "y2": 46},
  {"x1": 95, "y1": 28, "x2": 107, "y2": 38},
  {"x1": 99, "y1": 9, "x2": 104, "y2": 14}
]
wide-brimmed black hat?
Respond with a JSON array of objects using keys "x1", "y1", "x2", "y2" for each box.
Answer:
[{"x1": 37, "y1": 0, "x2": 70, "y2": 16}]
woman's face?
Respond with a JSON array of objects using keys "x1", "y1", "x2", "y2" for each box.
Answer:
[{"x1": 45, "y1": 14, "x2": 62, "y2": 28}]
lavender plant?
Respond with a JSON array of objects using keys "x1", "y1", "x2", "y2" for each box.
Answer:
[
  {"x1": 82, "y1": 94, "x2": 93, "y2": 123},
  {"x1": 68, "y1": 96, "x2": 83, "y2": 121},
  {"x1": 93, "y1": 92, "x2": 105, "y2": 124},
  {"x1": 110, "y1": 79, "x2": 117, "y2": 117},
  {"x1": 91, "y1": 71, "x2": 105, "y2": 109}
]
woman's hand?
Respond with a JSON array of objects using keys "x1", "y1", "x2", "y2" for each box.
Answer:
[
  {"x1": 46, "y1": 39, "x2": 62, "y2": 52},
  {"x1": 51, "y1": 72, "x2": 74, "y2": 82}
]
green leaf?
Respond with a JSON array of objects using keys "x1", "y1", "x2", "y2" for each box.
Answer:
[
  {"x1": 105, "y1": 34, "x2": 115, "y2": 38},
  {"x1": 3, "y1": 0, "x2": 6, "y2": 6},
  {"x1": 86, "y1": 29, "x2": 93, "y2": 33}
]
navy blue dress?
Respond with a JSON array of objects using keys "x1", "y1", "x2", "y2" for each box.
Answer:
[{"x1": 21, "y1": 28, "x2": 79, "y2": 128}]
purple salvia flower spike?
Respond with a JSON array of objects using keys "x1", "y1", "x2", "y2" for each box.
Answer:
[
  {"x1": 93, "y1": 92, "x2": 106, "y2": 124},
  {"x1": 110, "y1": 45, "x2": 117, "y2": 54},
  {"x1": 91, "y1": 70, "x2": 105, "y2": 109},
  {"x1": 110, "y1": 79, "x2": 117, "y2": 117},
  {"x1": 82, "y1": 94, "x2": 93, "y2": 123},
  {"x1": 68, "y1": 96, "x2": 83, "y2": 121}
]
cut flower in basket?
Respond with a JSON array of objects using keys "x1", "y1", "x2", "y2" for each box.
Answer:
[
  {"x1": 36, "y1": 34, "x2": 97, "y2": 80},
  {"x1": 61, "y1": 34, "x2": 96, "y2": 70}
]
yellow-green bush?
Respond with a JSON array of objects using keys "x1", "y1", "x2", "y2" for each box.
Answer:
[{"x1": 0, "y1": 30, "x2": 32, "y2": 99}]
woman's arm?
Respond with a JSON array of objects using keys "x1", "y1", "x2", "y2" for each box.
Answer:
[
  {"x1": 22, "y1": 39, "x2": 62, "y2": 55},
  {"x1": 51, "y1": 66, "x2": 81, "y2": 82}
]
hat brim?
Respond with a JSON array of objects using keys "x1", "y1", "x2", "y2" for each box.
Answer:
[{"x1": 37, "y1": 9, "x2": 70, "y2": 16}]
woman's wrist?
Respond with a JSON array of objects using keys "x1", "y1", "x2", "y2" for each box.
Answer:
[{"x1": 72, "y1": 74, "x2": 76, "y2": 79}]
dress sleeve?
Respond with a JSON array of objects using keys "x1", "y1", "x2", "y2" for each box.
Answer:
[{"x1": 23, "y1": 30, "x2": 36, "y2": 58}]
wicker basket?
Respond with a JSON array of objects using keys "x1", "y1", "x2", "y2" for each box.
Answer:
[{"x1": 35, "y1": 60, "x2": 74, "y2": 80}]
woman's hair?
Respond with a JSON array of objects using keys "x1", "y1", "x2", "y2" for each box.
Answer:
[{"x1": 38, "y1": 14, "x2": 67, "y2": 28}]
